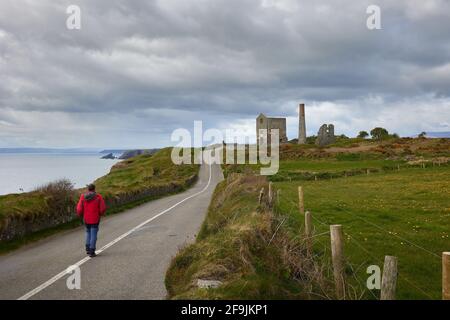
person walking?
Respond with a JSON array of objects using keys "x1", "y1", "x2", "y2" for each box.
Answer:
[{"x1": 76, "y1": 184, "x2": 106, "y2": 257}]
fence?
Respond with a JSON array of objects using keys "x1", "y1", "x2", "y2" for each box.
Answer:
[
  {"x1": 262, "y1": 184, "x2": 449, "y2": 300},
  {"x1": 270, "y1": 159, "x2": 449, "y2": 183}
]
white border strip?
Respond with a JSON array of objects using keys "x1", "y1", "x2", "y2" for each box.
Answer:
[{"x1": 18, "y1": 162, "x2": 212, "y2": 300}]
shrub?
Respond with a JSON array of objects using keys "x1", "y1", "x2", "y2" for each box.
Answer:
[{"x1": 33, "y1": 179, "x2": 76, "y2": 215}]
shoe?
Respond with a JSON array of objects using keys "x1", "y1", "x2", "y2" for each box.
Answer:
[
  {"x1": 85, "y1": 245, "x2": 90, "y2": 254},
  {"x1": 89, "y1": 249, "x2": 96, "y2": 258}
]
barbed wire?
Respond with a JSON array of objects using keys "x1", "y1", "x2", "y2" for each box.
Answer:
[
  {"x1": 274, "y1": 189, "x2": 437, "y2": 299},
  {"x1": 276, "y1": 189, "x2": 441, "y2": 260},
  {"x1": 398, "y1": 273, "x2": 435, "y2": 300},
  {"x1": 347, "y1": 261, "x2": 379, "y2": 300},
  {"x1": 343, "y1": 230, "x2": 435, "y2": 300},
  {"x1": 343, "y1": 212, "x2": 441, "y2": 260}
]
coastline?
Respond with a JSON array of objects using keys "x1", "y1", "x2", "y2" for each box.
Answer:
[{"x1": 0, "y1": 153, "x2": 119, "y2": 195}]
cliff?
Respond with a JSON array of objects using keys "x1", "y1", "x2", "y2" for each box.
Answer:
[{"x1": 119, "y1": 149, "x2": 159, "y2": 159}]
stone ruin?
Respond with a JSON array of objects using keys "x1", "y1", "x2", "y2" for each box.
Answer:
[
  {"x1": 256, "y1": 113, "x2": 288, "y2": 144},
  {"x1": 315, "y1": 124, "x2": 336, "y2": 146},
  {"x1": 255, "y1": 104, "x2": 338, "y2": 147}
]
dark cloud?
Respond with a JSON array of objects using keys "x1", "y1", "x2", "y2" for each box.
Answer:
[{"x1": 0, "y1": 0, "x2": 449, "y2": 147}]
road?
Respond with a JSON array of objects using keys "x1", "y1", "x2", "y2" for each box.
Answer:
[{"x1": 0, "y1": 160, "x2": 223, "y2": 300}]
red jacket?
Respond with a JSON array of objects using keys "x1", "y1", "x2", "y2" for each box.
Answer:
[{"x1": 76, "y1": 192, "x2": 106, "y2": 224}]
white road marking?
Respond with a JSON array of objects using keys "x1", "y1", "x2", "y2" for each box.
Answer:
[{"x1": 18, "y1": 161, "x2": 213, "y2": 300}]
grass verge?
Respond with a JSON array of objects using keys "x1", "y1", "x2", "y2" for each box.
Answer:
[{"x1": 165, "y1": 173, "x2": 334, "y2": 299}]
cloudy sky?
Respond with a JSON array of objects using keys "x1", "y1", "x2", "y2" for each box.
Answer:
[{"x1": 1, "y1": 0, "x2": 449, "y2": 148}]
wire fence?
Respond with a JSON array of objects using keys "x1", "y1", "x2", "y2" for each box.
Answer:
[{"x1": 272, "y1": 190, "x2": 441, "y2": 300}]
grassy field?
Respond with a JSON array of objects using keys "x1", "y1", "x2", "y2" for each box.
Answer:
[
  {"x1": 278, "y1": 159, "x2": 399, "y2": 172},
  {"x1": 274, "y1": 166, "x2": 449, "y2": 299}
]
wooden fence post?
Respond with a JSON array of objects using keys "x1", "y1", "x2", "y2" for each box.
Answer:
[
  {"x1": 298, "y1": 186, "x2": 304, "y2": 215},
  {"x1": 305, "y1": 211, "x2": 313, "y2": 256},
  {"x1": 268, "y1": 182, "x2": 273, "y2": 206},
  {"x1": 380, "y1": 255, "x2": 398, "y2": 300},
  {"x1": 443, "y1": 252, "x2": 450, "y2": 300},
  {"x1": 258, "y1": 188, "x2": 264, "y2": 205},
  {"x1": 330, "y1": 225, "x2": 345, "y2": 299}
]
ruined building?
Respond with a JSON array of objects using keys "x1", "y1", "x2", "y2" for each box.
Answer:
[
  {"x1": 256, "y1": 103, "x2": 336, "y2": 146},
  {"x1": 256, "y1": 113, "x2": 288, "y2": 145},
  {"x1": 316, "y1": 124, "x2": 336, "y2": 146}
]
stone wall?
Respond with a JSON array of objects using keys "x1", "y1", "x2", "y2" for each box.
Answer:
[{"x1": 0, "y1": 203, "x2": 75, "y2": 242}]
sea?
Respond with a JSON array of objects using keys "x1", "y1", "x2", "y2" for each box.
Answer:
[{"x1": 0, "y1": 153, "x2": 120, "y2": 195}]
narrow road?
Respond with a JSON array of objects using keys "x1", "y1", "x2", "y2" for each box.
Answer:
[{"x1": 0, "y1": 160, "x2": 223, "y2": 300}]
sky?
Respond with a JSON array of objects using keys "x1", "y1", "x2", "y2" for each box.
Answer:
[{"x1": 0, "y1": 0, "x2": 449, "y2": 148}]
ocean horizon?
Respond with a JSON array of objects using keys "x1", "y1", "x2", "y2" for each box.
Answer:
[{"x1": 0, "y1": 153, "x2": 120, "y2": 195}]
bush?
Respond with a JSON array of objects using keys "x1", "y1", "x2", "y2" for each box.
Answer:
[
  {"x1": 34, "y1": 178, "x2": 74, "y2": 194},
  {"x1": 34, "y1": 179, "x2": 76, "y2": 216}
]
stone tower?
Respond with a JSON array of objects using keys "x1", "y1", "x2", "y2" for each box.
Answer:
[{"x1": 298, "y1": 103, "x2": 307, "y2": 144}]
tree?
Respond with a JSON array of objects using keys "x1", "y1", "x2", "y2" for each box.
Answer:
[
  {"x1": 357, "y1": 131, "x2": 369, "y2": 138},
  {"x1": 370, "y1": 127, "x2": 389, "y2": 140},
  {"x1": 418, "y1": 131, "x2": 427, "y2": 138}
]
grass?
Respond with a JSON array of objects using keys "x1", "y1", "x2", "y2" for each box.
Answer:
[
  {"x1": 274, "y1": 166, "x2": 450, "y2": 299},
  {"x1": 0, "y1": 147, "x2": 200, "y2": 253},
  {"x1": 224, "y1": 158, "x2": 403, "y2": 183},
  {"x1": 0, "y1": 193, "x2": 48, "y2": 223},
  {"x1": 274, "y1": 158, "x2": 401, "y2": 173},
  {"x1": 165, "y1": 174, "x2": 333, "y2": 299},
  {"x1": 216, "y1": 138, "x2": 449, "y2": 299},
  {"x1": 94, "y1": 148, "x2": 199, "y2": 197}
]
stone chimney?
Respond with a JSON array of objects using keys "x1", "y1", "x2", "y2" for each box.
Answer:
[{"x1": 298, "y1": 103, "x2": 306, "y2": 144}]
